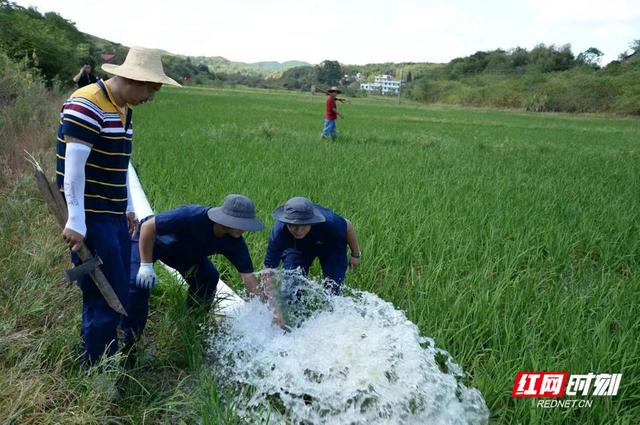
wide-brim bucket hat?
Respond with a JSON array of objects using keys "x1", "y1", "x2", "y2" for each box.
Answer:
[
  {"x1": 207, "y1": 194, "x2": 265, "y2": 231},
  {"x1": 328, "y1": 86, "x2": 342, "y2": 94},
  {"x1": 272, "y1": 197, "x2": 326, "y2": 225},
  {"x1": 102, "y1": 46, "x2": 181, "y2": 87}
]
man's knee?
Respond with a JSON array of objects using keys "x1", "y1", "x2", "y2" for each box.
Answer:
[
  {"x1": 185, "y1": 260, "x2": 220, "y2": 303},
  {"x1": 127, "y1": 287, "x2": 149, "y2": 313},
  {"x1": 320, "y1": 254, "x2": 347, "y2": 281},
  {"x1": 282, "y1": 253, "x2": 312, "y2": 274},
  {"x1": 201, "y1": 265, "x2": 220, "y2": 282},
  {"x1": 89, "y1": 308, "x2": 121, "y2": 331}
]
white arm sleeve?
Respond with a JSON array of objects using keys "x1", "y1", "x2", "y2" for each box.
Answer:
[
  {"x1": 126, "y1": 169, "x2": 134, "y2": 214},
  {"x1": 63, "y1": 143, "x2": 91, "y2": 236}
]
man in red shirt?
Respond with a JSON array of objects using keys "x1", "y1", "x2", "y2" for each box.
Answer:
[{"x1": 321, "y1": 87, "x2": 342, "y2": 140}]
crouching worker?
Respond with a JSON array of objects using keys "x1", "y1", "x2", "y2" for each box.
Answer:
[
  {"x1": 264, "y1": 197, "x2": 362, "y2": 296},
  {"x1": 122, "y1": 194, "x2": 278, "y2": 350}
]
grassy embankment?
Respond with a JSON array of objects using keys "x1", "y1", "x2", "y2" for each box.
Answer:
[{"x1": 0, "y1": 56, "x2": 233, "y2": 424}]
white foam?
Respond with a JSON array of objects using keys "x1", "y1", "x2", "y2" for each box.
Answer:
[{"x1": 208, "y1": 271, "x2": 489, "y2": 424}]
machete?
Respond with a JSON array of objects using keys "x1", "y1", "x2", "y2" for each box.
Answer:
[{"x1": 25, "y1": 151, "x2": 128, "y2": 316}]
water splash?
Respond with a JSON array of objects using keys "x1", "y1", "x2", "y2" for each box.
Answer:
[{"x1": 207, "y1": 270, "x2": 489, "y2": 424}]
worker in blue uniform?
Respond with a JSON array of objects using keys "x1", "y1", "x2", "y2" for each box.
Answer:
[
  {"x1": 123, "y1": 194, "x2": 280, "y2": 350},
  {"x1": 264, "y1": 197, "x2": 362, "y2": 295}
]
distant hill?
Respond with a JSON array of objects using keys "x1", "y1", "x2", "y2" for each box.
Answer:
[
  {"x1": 254, "y1": 61, "x2": 311, "y2": 72},
  {"x1": 190, "y1": 56, "x2": 311, "y2": 76},
  {"x1": 83, "y1": 34, "x2": 310, "y2": 76}
]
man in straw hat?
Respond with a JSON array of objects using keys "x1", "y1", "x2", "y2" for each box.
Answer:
[
  {"x1": 321, "y1": 86, "x2": 343, "y2": 140},
  {"x1": 264, "y1": 197, "x2": 362, "y2": 296},
  {"x1": 56, "y1": 46, "x2": 180, "y2": 365},
  {"x1": 123, "y1": 195, "x2": 283, "y2": 354}
]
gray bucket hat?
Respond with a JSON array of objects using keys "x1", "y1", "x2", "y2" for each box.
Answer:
[
  {"x1": 272, "y1": 197, "x2": 326, "y2": 225},
  {"x1": 207, "y1": 194, "x2": 265, "y2": 231}
]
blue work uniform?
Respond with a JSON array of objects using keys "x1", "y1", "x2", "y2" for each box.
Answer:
[
  {"x1": 56, "y1": 80, "x2": 133, "y2": 365},
  {"x1": 264, "y1": 205, "x2": 348, "y2": 294},
  {"x1": 123, "y1": 205, "x2": 253, "y2": 347}
]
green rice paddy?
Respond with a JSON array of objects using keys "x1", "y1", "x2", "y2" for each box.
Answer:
[{"x1": 132, "y1": 86, "x2": 639, "y2": 424}]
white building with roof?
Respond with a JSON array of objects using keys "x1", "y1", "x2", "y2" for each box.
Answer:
[{"x1": 360, "y1": 74, "x2": 402, "y2": 94}]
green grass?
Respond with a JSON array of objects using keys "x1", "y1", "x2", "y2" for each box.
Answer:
[
  {"x1": 132, "y1": 86, "x2": 639, "y2": 423},
  {"x1": 1, "y1": 85, "x2": 638, "y2": 424},
  {"x1": 0, "y1": 176, "x2": 228, "y2": 423}
]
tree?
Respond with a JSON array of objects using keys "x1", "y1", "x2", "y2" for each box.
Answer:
[
  {"x1": 280, "y1": 65, "x2": 315, "y2": 90},
  {"x1": 577, "y1": 47, "x2": 604, "y2": 68},
  {"x1": 528, "y1": 43, "x2": 575, "y2": 73},
  {"x1": 484, "y1": 49, "x2": 510, "y2": 73},
  {"x1": 315, "y1": 60, "x2": 342, "y2": 86},
  {"x1": 617, "y1": 39, "x2": 640, "y2": 61},
  {"x1": 0, "y1": 2, "x2": 89, "y2": 84},
  {"x1": 510, "y1": 47, "x2": 529, "y2": 70}
]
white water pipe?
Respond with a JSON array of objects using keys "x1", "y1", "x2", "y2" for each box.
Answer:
[{"x1": 127, "y1": 163, "x2": 245, "y2": 317}]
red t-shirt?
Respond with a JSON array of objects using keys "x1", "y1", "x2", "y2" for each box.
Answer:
[{"x1": 325, "y1": 95, "x2": 337, "y2": 120}]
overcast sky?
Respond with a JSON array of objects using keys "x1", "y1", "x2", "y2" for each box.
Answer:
[{"x1": 13, "y1": 0, "x2": 640, "y2": 65}]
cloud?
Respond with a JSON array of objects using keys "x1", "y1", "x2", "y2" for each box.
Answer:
[
  {"x1": 515, "y1": 0, "x2": 640, "y2": 24},
  {"x1": 12, "y1": 0, "x2": 640, "y2": 64}
]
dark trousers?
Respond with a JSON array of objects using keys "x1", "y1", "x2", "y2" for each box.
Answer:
[
  {"x1": 282, "y1": 245, "x2": 347, "y2": 295},
  {"x1": 122, "y1": 234, "x2": 220, "y2": 349},
  {"x1": 72, "y1": 215, "x2": 130, "y2": 365}
]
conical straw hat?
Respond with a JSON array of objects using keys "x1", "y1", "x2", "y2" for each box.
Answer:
[{"x1": 102, "y1": 46, "x2": 181, "y2": 87}]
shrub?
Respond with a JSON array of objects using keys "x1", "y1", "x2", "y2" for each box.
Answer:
[
  {"x1": 0, "y1": 51, "x2": 63, "y2": 175},
  {"x1": 522, "y1": 93, "x2": 550, "y2": 112}
]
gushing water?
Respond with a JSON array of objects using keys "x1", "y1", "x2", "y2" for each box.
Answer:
[{"x1": 207, "y1": 270, "x2": 489, "y2": 424}]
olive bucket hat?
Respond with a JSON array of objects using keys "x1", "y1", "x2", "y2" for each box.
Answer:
[
  {"x1": 207, "y1": 194, "x2": 265, "y2": 231},
  {"x1": 272, "y1": 197, "x2": 326, "y2": 225}
]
